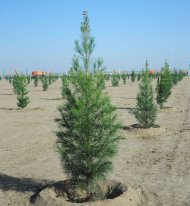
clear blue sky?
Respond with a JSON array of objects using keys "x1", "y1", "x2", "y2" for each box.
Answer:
[{"x1": 0, "y1": 0, "x2": 190, "y2": 74}]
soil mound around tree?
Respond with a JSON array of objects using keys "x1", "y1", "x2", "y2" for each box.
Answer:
[{"x1": 30, "y1": 180, "x2": 146, "y2": 206}]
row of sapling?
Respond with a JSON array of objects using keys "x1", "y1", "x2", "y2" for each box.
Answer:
[
  {"x1": 156, "y1": 61, "x2": 185, "y2": 109},
  {"x1": 172, "y1": 69, "x2": 185, "y2": 85},
  {"x1": 132, "y1": 60, "x2": 186, "y2": 127},
  {"x1": 110, "y1": 71, "x2": 143, "y2": 86},
  {"x1": 32, "y1": 74, "x2": 59, "y2": 90},
  {"x1": 56, "y1": 12, "x2": 122, "y2": 202}
]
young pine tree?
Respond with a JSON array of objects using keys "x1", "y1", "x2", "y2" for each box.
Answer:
[
  {"x1": 15, "y1": 75, "x2": 30, "y2": 108},
  {"x1": 137, "y1": 72, "x2": 142, "y2": 81},
  {"x1": 56, "y1": 12, "x2": 121, "y2": 201},
  {"x1": 61, "y1": 74, "x2": 69, "y2": 98},
  {"x1": 41, "y1": 76, "x2": 49, "y2": 91},
  {"x1": 133, "y1": 61, "x2": 156, "y2": 128},
  {"x1": 111, "y1": 73, "x2": 120, "y2": 86},
  {"x1": 131, "y1": 70, "x2": 136, "y2": 82},
  {"x1": 156, "y1": 61, "x2": 173, "y2": 108},
  {"x1": 172, "y1": 70, "x2": 179, "y2": 85},
  {"x1": 27, "y1": 75, "x2": 31, "y2": 85},
  {"x1": 33, "y1": 76, "x2": 39, "y2": 87},
  {"x1": 13, "y1": 75, "x2": 20, "y2": 94},
  {"x1": 121, "y1": 73, "x2": 127, "y2": 84}
]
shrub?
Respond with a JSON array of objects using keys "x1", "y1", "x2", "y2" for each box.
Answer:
[
  {"x1": 56, "y1": 12, "x2": 121, "y2": 201},
  {"x1": 132, "y1": 61, "x2": 156, "y2": 128}
]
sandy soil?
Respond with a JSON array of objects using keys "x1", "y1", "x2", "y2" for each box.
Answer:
[{"x1": 0, "y1": 77, "x2": 190, "y2": 206}]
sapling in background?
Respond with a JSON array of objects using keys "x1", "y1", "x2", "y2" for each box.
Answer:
[
  {"x1": 61, "y1": 74, "x2": 69, "y2": 99},
  {"x1": 4, "y1": 76, "x2": 9, "y2": 81},
  {"x1": 15, "y1": 74, "x2": 30, "y2": 108},
  {"x1": 33, "y1": 76, "x2": 39, "y2": 87},
  {"x1": 111, "y1": 72, "x2": 120, "y2": 86},
  {"x1": 13, "y1": 75, "x2": 20, "y2": 94},
  {"x1": 121, "y1": 73, "x2": 127, "y2": 84},
  {"x1": 104, "y1": 73, "x2": 110, "y2": 80},
  {"x1": 93, "y1": 57, "x2": 105, "y2": 89},
  {"x1": 27, "y1": 75, "x2": 31, "y2": 85},
  {"x1": 156, "y1": 61, "x2": 173, "y2": 108},
  {"x1": 41, "y1": 76, "x2": 49, "y2": 91},
  {"x1": 48, "y1": 74, "x2": 52, "y2": 85},
  {"x1": 131, "y1": 70, "x2": 136, "y2": 82},
  {"x1": 137, "y1": 72, "x2": 142, "y2": 81},
  {"x1": 8, "y1": 76, "x2": 12, "y2": 84},
  {"x1": 132, "y1": 60, "x2": 156, "y2": 128}
]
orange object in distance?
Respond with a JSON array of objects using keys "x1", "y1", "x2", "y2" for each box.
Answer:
[
  {"x1": 149, "y1": 70, "x2": 156, "y2": 75},
  {"x1": 32, "y1": 71, "x2": 47, "y2": 76}
]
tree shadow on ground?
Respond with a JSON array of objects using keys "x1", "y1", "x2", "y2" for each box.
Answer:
[
  {"x1": 0, "y1": 93, "x2": 13, "y2": 96},
  {"x1": 122, "y1": 124, "x2": 160, "y2": 130},
  {"x1": 117, "y1": 107, "x2": 135, "y2": 110},
  {"x1": 0, "y1": 173, "x2": 54, "y2": 193},
  {"x1": 39, "y1": 98, "x2": 62, "y2": 101},
  {"x1": 112, "y1": 97, "x2": 136, "y2": 100},
  {"x1": 0, "y1": 108, "x2": 17, "y2": 111}
]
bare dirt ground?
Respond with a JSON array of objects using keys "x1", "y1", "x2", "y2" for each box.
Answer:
[{"x1": 0, "y1": 77, "x2": 190, "y2": 206}]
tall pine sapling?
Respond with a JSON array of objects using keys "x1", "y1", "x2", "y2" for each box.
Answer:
[
  {"x1": 132, "y1": 61, "x2": 156, "y2": 128},
  {"x1": 56, "y1": 12, "x2": 121, "y2": 201}
]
